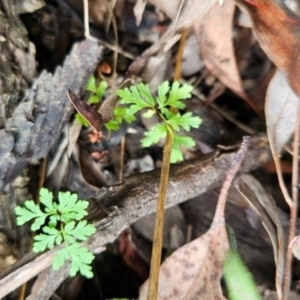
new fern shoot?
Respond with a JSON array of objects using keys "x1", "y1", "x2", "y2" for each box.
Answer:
[
  {"x1": 116, "y1": 81, "x2": 202, "y2": 163},
  {"x1": 15, "y1": 188, "x2": 96, "y2": 278}
]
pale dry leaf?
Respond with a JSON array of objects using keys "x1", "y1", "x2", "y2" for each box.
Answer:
[
  {"x1": 194, "y1": 0, "x2": 262, "y2": 114},
  {"x1": 265, "y1": 69, "x2": 297, "y2": 155},
  {"x1": 195, "y1": 0, "x2": 245, "y2": 98},
  {"x1": 139, "y1": 223, "x2": 228, "y2": 300},
  {"x1": 134, "y1": 0, "x2": 148, "y2": 26}
]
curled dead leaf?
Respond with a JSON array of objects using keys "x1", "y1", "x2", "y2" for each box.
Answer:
[{"x1": 67, "y1": 89, "x2": 103, "y2": 132}]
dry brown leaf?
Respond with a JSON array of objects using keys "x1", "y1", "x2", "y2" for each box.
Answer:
[
  {"x1": 139, "y1": 224, "x2": 228, "y2": 300},
  {"x1": 265, "y1": 69, "x2": 297, "y2": 155},
  {"x1": 194, "y1": 0, "x2": 264, "y2": 114},
  {"x1": 235, "y1": 0, "x2": 300, "y2": 96},
  {"x1": 67, "y1": 89, "x2": 103, "y2": 132},
  {"x1": 195, "y1": 0, "x2": 244, "y2": 98}
]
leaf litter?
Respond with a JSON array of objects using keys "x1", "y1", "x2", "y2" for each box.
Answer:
[{"x1": 3, "y1": 0, "x2": 300, "y2": 299}]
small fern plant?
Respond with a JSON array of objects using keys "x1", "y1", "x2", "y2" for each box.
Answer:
[
  {"x1": 77, "y1": 78, "x2": 202, "y2": 163},
  {"x1": 113, "y1": 81, "x2": 202, "y2": 162},
  {"x1": 15, "y1": 188, "x2": 96, "y2": 278}
]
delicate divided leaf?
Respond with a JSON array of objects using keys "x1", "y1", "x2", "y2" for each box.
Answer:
[
  {"x1": 116, "y1": 81, "x2": 201, "y2": 161},
  {"x1": 142, "y1": 123, "x2": 168, "y2": 147},
  {"x1": 68, "y1": 243, "x2": 95, "y2": 278},
  {"x1": 77, "y1": 76, "x2": 107, "y2": 127},
  {"x1": 33, "y1": 227, "x2": 63, "y2": 252},
  {"x1": 106, "y1": 120, "x2": 120, "y2": 131},
  {"x1": 168, "y1": 112, "x2": 202, "y2": 131},
  {"x1": 105, "y1": 106, "x2": 136, "y2": 131},
  {"x1": 165, "y1": 82, "x2": 193, "y2": 109},
  {"x1": 171, "y1": 135, "x2": 196, "y2": 163},
  {"x1": 118, "y1": 83, "x2": 155, "y2": 115},
  {"x1": 15, "y1": 201, "x2": 47, "y2": 231},
  {"x1": 64, "y1": 220, "x2": 96, "y2": 241},
  {"x1": 58, "y1": 192, "x2": 89, "y2": 222},
  {"x1": 137, "y1": 83, "x2": 155, "y2": 107},
  {"x1": 39, "y1": 188, "x2": 54, "y2": 210},
  {"x1": 53, "y1": 248, "x2": 70, "y2": 270},
  {"x1": 157, "y1": 81, "x2": 170, "y2": 108}
]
